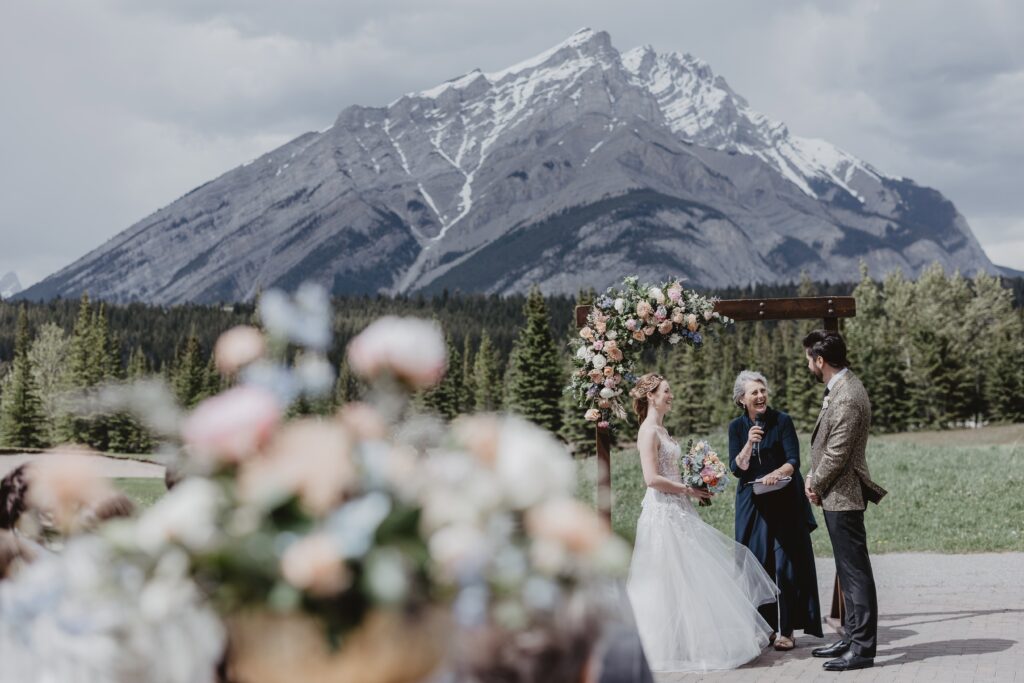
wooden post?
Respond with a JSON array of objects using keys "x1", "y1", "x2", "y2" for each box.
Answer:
[{"x1": 596, "y1": 426, "x2": 612, "y2": 524}]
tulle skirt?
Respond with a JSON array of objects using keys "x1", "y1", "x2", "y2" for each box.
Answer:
[{"x1": 626, "y1": 488, "x2": 779, "y2": 672}]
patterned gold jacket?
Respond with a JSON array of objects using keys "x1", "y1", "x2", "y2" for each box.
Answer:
[{"x1": 809, "y1": 371, "x2": 888, "y2": 512}]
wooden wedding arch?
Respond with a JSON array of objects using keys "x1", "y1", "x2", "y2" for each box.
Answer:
[{"x1": 575, "y1": 294, "x2": 856, "y2": 631}]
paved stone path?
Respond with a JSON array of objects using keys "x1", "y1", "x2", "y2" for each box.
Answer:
[
  {"x1": 655, "y1": 553, "x2": 1023, "y2": 682},
  {"x1": 0, "y1": 453, "x2": 164, "y2": 479}
]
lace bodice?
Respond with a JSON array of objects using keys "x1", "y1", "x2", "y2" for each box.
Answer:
[{"x1": 655, "y1": 430, "x2": 683, "y2": 483}]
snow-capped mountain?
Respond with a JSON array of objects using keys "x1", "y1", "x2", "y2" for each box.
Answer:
[
  {"x1": 20, "y1": 28, "x2": 998, "y2": 304},
  {"x1": 1, "y1": 272, "x2": 21, "y2": 299}
]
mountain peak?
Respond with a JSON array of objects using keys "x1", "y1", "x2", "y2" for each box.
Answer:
[{"x1": 20, "y1": 29, "x2": 996, "y2": 304}]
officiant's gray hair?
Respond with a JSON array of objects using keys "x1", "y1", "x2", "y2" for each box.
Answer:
[{"x1": 732, "y1": 370, "x2": 769, "y2": 407}]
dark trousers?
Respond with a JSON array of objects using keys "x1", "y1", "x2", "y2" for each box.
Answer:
[{"x1": 823, "y1": 509, "x2": 878, "y2": 657}]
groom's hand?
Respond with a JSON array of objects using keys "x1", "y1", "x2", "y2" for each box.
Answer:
[{"x1": 805, "y1": 478, "x2": 821, "y2": 506}]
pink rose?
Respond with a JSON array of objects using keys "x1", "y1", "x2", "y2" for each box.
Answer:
[
  {"x1": 654, "y1": 306, "x2": 668, "y2": 321},
  {"x1": 597, "y1": 420, "x2": 610, "y2": 429},
  {"x1": 643, "y1": 325, "x2": 656, "y2": 337},
  {"x1": 704, "y1": 310, "x2": 714, "y2": 321},
  {"x1": 182, "y1": 386, "x2": 281, "y2": 464},
  {"x1": 658, "y1": 320, "x2": 673, "y2": 335},
  {"x1": 26, "y1": 448, "x2": 115, "y2": 534},
  {"x1": 592, "y1": 340, "x2": 604, "y2": 351},
  {"x1": 603, "y1": 378, "x2": 616, "y2": 388},
  {"x1": 347, "y1": 316, "x2": 447, "y2": 389},
  {"x1": 214, "y1": 326, "x2": 266, "y2": 375},
  {"x1": 667, "y1": 285, "x2": 683, "y2": 303},
  {"x1": 625, "y1": 319, "x2": 638, "y2": 331},
  {"x1": 525, "y1": 498, "x2": 610, "y2": 555}
]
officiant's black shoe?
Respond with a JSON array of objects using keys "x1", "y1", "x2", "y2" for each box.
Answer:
[
  {"x1": 812, "y1": 640, "x2": 850, "y2": 658},
  {"x1": 823, "y1": 651, "x2": 874, "y2": 672}
]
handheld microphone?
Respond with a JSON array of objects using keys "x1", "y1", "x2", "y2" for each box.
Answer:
[{"x1": 753, "y1": 418, "x2": 765, "y2": 462}]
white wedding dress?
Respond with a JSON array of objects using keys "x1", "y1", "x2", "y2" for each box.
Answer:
[{"x1": 626, "y1": 430, "x2": 779, "y2": 672}]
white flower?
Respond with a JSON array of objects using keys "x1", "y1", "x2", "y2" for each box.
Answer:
[
  {"x1": 668, "y1": 334, "x2": 682, "y2": 345},
  {"x1": 649, "y1": 287, "x2": 666, "y2": 305},
  {"x1": 259, "y1": 284, "x2": 331, "y2": 351},
  {"x1": 613, "y1": 298, "x2": 625, "y2": 313},
  {"x1": 495, "y1": 416, "x2": 575, "y2": 509},
  {"x1": 591, "y1": 354, "x2": 607, "y2": 370},
  {"x1": 429, "y1": 524, "x2": 491, "y2": 579},
  {"x1": 575, "y1": 344, "x2": 594, "y2": 361},
  {"x1": 606, "y1": 330, "x2": 618, "y2": 340},
  {"x1": 135, "y1": 479, "x2": 223, "y2": 554},
  {"x1": 599, "y1": 387, "x2": 616, "y2": 399},
  {"x1": 365, "y1": 548, "x2": 409, "y2": 604}
]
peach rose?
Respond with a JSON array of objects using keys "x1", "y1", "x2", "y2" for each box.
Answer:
[
  {"x1": 214, "y1": 326, "x2": 265, "y2": 375},
  {"x1": 671, "y1": 308, "x2": 685, "y2": 324},
  {"x1": 579, "y1": 326, "x2": 594, "y2": 341},
  {"x1": 526, "y1": 498, "x2": 610, "y2": 555},
  {"x1": 584, "y1": 408, "x2": 601, "y2": 422},
  {"x1": 281, "y1": 534, "x2": 351, "y2": 596},
  {"x1": 338, "y1": 402, "x2": 388, "y2": 441},
  {"x1": 603, "y1": 366, "x2": 615, "y2": 377},
  {"x1": 239, "y1": 419, "x2": 355, "y2": 516},
  {"x1": 643, "y1": 325, "x2": 656, "y2": 337},
  {"x1": 607, "y1": 347, "x2": 623, "y2": 362},
  {"x1": 686, "y1": 314, "x2": 699, "y2": 332},
  {"x1": 452, "y1": 414, "x2": 502, "y2": 465},
  {"x1": 632, "y1": 330, "x2": 647, "y2": 342},
  {"x1": 657, "y1": 320, "x2": 673, "y2": 335},
  {"x1": 636, "y1": 301, "x2": 653, "y2": 319},
  {"x1": 589, "y1": 369, "x2": 604, "y2": 383},
  {"x1": 26, "y1": 448, "x2": 114, "y2": 534}
]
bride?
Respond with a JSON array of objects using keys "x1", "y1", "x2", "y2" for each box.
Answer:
[{"x1": 625, "y1": 373, "x2": 779, "y2": 672}]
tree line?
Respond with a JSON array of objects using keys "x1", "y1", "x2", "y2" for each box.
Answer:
[{"x1": 1, "y1": 267, "x2": 1021, "y2": 453}]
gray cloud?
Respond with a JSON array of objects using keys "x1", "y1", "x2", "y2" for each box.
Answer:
[{"x1": 3, "y1": 0, "x2": 1023, "y2": 288}]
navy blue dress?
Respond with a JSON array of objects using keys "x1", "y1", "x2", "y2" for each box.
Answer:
[{"x1": 728, "y1": 408, "x2": 823, "y2": 637}]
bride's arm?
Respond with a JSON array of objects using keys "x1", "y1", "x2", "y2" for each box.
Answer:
[{"x1": 637, "y1": 428, "x2": 700, "y2": 497}]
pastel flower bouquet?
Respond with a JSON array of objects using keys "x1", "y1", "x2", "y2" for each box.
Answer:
[
  {"x1": 680, "y1": 440, "x2": 728, "y2": 507},
  {"x1": 0, "y1": 283, "x2": 630, "y2": 683},
  {"x1": 569, "y1": 276, "x2": 732, "y2": 430}
]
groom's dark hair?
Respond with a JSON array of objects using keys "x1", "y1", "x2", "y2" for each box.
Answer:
[{"x1": 802, "y1": 329, "x2": 849, "y2": 369}]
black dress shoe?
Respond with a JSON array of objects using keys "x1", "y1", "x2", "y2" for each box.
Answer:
[
  {"x1": 812, "y1": 640, "x2": 850, "y2": 658},
  {"x1": 823, "y1": 650, "x2": 874, "y2": 672}
]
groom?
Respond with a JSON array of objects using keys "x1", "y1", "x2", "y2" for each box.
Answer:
[{"x1": 802, "y1": 330, "x2": 887, "y2": 672}]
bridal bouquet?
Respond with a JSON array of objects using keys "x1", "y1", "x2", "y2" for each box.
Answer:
[{"x1": 680, "y1": 440, "x2": 728, "y2": 507}]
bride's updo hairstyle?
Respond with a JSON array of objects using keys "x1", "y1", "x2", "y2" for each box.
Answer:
[{"x1": 629, "y1": 373, "x2": 664, "y2": 424}]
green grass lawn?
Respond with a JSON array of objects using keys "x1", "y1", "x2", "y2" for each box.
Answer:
[
  {"x1": 114, "y1": 478, "x2": 168, "y2": 508},
  {"x1": 576, "y1": 424, "x2": 1024, "y2": 556},
  {"x1": 110, "y1": 425, "x2": 1024, "y2": 555}
]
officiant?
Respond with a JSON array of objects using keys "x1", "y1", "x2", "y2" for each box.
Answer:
[{"x1": 728, "y1": 370, "x2": 823, "y2": 649}]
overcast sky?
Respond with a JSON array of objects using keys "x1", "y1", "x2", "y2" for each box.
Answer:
[{"x1": 2, "y1": 0, "x2": 1023, "y2": 288}]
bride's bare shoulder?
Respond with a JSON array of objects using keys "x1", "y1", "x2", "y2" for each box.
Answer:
[{"x1": 636, "y1": 423, "x2": 660, "y2": 447}]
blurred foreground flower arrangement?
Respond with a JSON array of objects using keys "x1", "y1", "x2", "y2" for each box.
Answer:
[{"x1": 0, "y1": 284, "x2": 631, "y2": 683}]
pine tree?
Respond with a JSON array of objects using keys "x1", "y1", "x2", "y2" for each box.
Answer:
[
  {"x1": 473, "y1": 331, "x2": 503, "y2": 412},
  {"x1": 505, "y1": 288, "x2": 564, "y2": 433},
  {"x1": 107, "y1": 347, "x2": 154, "y2": 454},
  {"x1": 172, "y1": 335, "x2": 208, "y2": 408},
  {"x1": 27, "y1": 322, "x2": 71, "y2": 445},
  {"x1": 665, "y1": 344, "x2": 712, "y2": 437},
  {"x1": 460, "y1": 335, "x2": 476, "y2": 414},
  {"x1": 335, "y1": 357, "x2": 362, "y2": 405},
  {"x1": 421, "y1": 334, "x2": 464, "y2": 421},
  {"x1": 0, "y1": 305, "x2": 47, "y2": 448}
]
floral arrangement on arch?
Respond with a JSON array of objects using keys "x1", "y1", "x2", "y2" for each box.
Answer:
[{"x1": 569, "y1": 276, "x2": 733, "y2": 428}]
